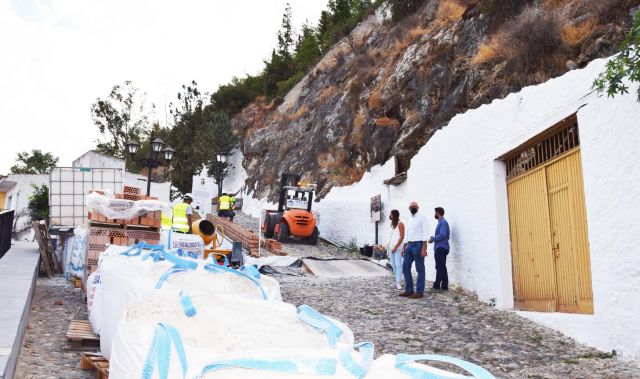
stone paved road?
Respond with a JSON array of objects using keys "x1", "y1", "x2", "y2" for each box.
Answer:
[
  {"x1": 279, "y1": 275, "x2": 640, "y2": 379},
  {"x1": 15, "y1": 275, "x2": 94, "y2": 379}
]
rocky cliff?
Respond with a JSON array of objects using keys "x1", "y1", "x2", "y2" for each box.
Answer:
[{"x1": 234, "y1": 0, "x2": 637, "y2": 201}]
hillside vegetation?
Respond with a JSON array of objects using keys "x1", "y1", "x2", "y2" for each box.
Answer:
[{"x1": 232, "y1": 0, "x2": 638, "y2": 200}]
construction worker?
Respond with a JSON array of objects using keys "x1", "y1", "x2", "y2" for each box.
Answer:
[
  {"x1": 173, "y1": 193, "x2": 193, "y2": 233},
  {"x1": 217, "y1": 192, "x2": 235, "y2": 222},
  {"x1": 160, "y1": 211, "x2": 173, "y2": 231}
]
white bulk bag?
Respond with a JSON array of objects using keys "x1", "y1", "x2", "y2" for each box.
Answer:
[
  {"x1": 67, "y1": 225, "x2": 88, "y2": 278},
  {"x1": 194, "y1": 342, "x2": 374, "y2": 379},
  {"x1": 160, "y1": 230, "x2": 205, "y2": 259},
  {"x1": 364, "y1": 354, "x2": 495, "y2": 379},
  {"x1": 109, "y1": 291, "x2": 354, "y2": 379}
]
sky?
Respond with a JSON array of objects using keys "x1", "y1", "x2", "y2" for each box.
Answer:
[{"x1": 0, "y1": 0, "x2": 329, "y2": 174}]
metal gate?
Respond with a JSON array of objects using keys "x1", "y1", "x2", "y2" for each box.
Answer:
[{"x1": 504, "y1": 115, "x2": 593, "y2": 314}]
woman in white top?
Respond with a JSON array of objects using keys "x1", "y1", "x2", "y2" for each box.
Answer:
[{"x1": 387, "y1": 209, "x2": 405, "y2": 289}]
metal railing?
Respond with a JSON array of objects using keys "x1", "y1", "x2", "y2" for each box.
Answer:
[{"x1": 0, "y1": 210, "x2": 14, "y2": 259}]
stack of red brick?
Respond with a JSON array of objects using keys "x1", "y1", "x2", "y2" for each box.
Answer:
[
  {"x1": 206, "y1": 215, "x2": 259, "y2": 257},
  {"x1": 206, "y1": 215, "x2": 285, "y2": 256},
  {"x1": 260, "y1": 238, "x2": 285, "y2": 256},
  {"x1": 85, "y1": 186, "x2": 162, "y2": 277}
]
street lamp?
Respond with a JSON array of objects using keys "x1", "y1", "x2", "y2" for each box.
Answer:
[
  {"x1": 216, "y1": 154, "x2": 228, "y2": 196},
  {"x1": 126, "y1": 132, "x2": 175, "y2": 196}
]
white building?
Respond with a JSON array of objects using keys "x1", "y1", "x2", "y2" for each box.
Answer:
[
  {"x1": 0, "y1": 174, "x2": 48, "y2": 214},
  {"x1": 237, "y1": 58, "x2": 640, "y2": 361},
  {"x1": 72, "y1": 151, "x2": 170, "y2": 201}
]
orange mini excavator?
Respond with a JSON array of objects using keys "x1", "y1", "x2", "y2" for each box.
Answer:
[{"x1": 262, "y1": 174, "x2": 319, "y2": 245}]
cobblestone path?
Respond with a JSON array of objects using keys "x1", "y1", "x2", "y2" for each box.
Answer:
[
  {"x1": 279, "y1": 275, "x2": 640, "y2": 379},
  {"x1": 15, "y1": 276, "x2": 93, "y2": 379}
]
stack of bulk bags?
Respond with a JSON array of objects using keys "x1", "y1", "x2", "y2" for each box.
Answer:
[{"x1": 109, "y1": 291, "x2": 357, "y2": 378}]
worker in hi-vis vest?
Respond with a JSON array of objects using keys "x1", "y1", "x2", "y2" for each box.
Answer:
[
  {"x1": 173, "y1": 193, "x2": 193, "y2": 233},
  {"x1": 217, "y1": 193, "x2": 235, "y2": 222}
]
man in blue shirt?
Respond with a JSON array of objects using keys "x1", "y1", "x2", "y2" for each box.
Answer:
[{"x1": 429, "y1": 207, "x2": 450, "y2": 291}]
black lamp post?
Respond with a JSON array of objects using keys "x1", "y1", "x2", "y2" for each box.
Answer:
[
  {"x1": 216, "y1": 154, "x2": 227, "y2": 197},
  {"x1": 126, "y1": 132, "x2": 175, "y2": 196}
]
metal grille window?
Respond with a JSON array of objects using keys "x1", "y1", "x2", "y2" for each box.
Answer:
[{"x1": 505, "y1": 115, "x2": 580, "y2": 180}]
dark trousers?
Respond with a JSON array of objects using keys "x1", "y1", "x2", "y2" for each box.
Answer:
[
  {"x1": 218, "y1": 210, "x2": 235, "y2": 221},
  {"x1": 403, "y1": 241, "x2": 425, "y2": 295},
  {"x1": 434, "y1": 247, "x2": 449, "y2": 289}
]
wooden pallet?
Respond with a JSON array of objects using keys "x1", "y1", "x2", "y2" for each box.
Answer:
[
  {"x1": 32, "y1": 220, "x2": 60, "y2": 276},
  {"x1": 80, "y1": 352, "x2": 109, "y2": 379},
  {"x1": 89, "y1": 221, "x2": 160, "y2": 231},
  {"x1": 66, "y1": 320, "x2": 99, "y2": 349}
]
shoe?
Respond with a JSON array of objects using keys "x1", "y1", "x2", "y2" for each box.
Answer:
[
  {"x1": 410, "y1": 293, "x2": 424, "y2": 299},
  {"x1": 442, "y1": 287, "x2": 449, "y2": 291},
  {"x1": 396, "y1": 282, "x2": 403, "y2": 290},
  {"x1": 399, "y1": 292, "x2": 413, "y2": 297}
]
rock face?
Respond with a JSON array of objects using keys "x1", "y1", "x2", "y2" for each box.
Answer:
[{"x1": 234, "y1": 0, "x2": 634, "y2": 201}]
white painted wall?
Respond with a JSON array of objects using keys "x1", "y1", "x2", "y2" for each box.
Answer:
[
  {"x1": 233, "y1": 58, "x2": 640, "y2": 361},
  {"x1": 2, "y1": 174, "x2": 49, "y2": 214},
  {"x1": 72, "y1": 150, "x2": 126, "y2": 171}
]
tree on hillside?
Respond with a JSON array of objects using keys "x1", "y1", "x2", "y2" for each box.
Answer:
[
  {"x1": 294, "y1": 23, "x2": 322, "y2": 71},
  {"x1": 10, "y1": 150, "x2": 59, "y2": 174},
  {"x1": 165, "y1": 81, "x2": 214, "y2": 197},
  {"x1": 594, "y1": 11, "x2": 640, "y2": 100},
  {"x1": 209, "y1": 0, "x2": 376, "y2": 113},
  {"x1": 91, "y1": 81, "x2": 154, "y2": 170},
  {"x1": 211, "y1": 75, "x2": 265, "y2": 115},
  {"x1": 205, "y1": 110, "x2": 239, "y2": 195},
  {"x1": 277, "y1": 3, "x2": 295, "y2": 59},
  {"x1": 264, "y1": 4, "x2": 297, "y2": 97},
  {"x1": 388, "y1": 0, "x2": 423, "y2": 21}
]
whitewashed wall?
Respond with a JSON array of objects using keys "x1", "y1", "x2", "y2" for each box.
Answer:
[
  {"x1": 2, "y1": 174, "x2": 48, "y2": 213},
  {"x1": 235, "y1": 58, "x2": 640, "y2": 360},
  {"x1": 72, "y1": 151, "x2": 126, "y2": 171}
]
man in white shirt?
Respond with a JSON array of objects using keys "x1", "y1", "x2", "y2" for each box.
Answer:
[{"x1": 400, "y1": 201, "x2": 429, "y2": 299}]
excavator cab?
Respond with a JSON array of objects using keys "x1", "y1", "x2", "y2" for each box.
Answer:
[{"x1": 262, "y1": 174, "x2": 319, "y2": 245}]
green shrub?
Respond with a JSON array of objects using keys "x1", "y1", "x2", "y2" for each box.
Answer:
[{"x1": 28, "y1": 184, "x2": 49, "y2": 221}]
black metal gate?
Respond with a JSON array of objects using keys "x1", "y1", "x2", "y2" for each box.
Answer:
[{"x1": 0, "y1": 210, "x2": 14, "y2": 259}]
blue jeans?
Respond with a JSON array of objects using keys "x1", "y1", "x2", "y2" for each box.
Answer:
[
  {"x1": 388, "y1": 246, "x2": 404, "y2": 283},
  {"x1": 403, "y1": 241, "x2": 426, "y2": 294}
]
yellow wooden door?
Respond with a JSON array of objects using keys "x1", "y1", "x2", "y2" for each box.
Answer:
[
  {"x1": 507, "y1": 149, "x2": 593, "y2": 314},
  {"x1": 546, "y1": 150, "x2": 594, "y2": 314},
  {"x1": 508, "y1": 169, "x2": 557, "y2": 312}
]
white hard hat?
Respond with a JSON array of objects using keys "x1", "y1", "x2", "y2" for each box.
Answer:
[{"x1": 184, "y1": 193, "x2": 193, "y2": 199}]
